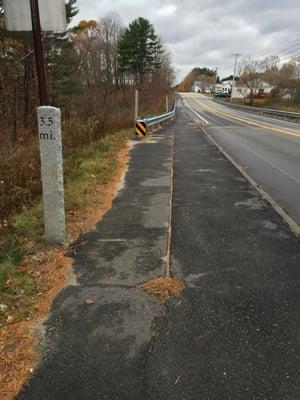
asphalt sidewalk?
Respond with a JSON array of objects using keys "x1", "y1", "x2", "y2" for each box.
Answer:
[
  {"x1": 18, "y1": 130, "x2": 174, "y2": 399},
  {"x1": 18, "y1": 102, "x2": 300, "y2": 399}
]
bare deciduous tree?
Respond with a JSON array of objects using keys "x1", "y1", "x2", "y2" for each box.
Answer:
[{"x1": 239, "y1": 57, "x2": 264, "y2": 104}]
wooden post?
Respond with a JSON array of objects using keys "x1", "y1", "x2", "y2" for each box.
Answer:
[
  {"x1": 135, "y1": 90, "x2": 139, "y2": 122},
  {"x1": 30, "y1": 0, "x2": 48, "y2": 105}
]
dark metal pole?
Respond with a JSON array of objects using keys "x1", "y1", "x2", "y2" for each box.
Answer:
[{"x1": 30, "y1": 0, "x2": 48, "y2": 105}]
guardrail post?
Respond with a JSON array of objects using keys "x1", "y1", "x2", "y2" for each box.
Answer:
[
  {"x1": 135, "y1": 90, "x2": 139, "y2": 122},
  {"x1": 166, "y1": 96, "x2": 169, "y2": 112},
  {"x1": 37, "y1": 106, "x2": 65, "y2": 244}
]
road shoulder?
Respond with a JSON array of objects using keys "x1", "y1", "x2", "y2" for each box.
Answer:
[{"x1": 151, "y1": 104, "x2": 300, "y2": 399}]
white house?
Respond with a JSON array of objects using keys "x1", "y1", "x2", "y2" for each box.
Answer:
[
  {"x1": 222, "y1": 80, "x2": 234, "y2": 90},
  {"x1": 215, "y1": 84, "x2": 224, "y2": 93},
  {"x1": 204, "y1": 84, "x2": 214, "y2": 93},
  {"x1": 192, "y1": 81, "x2": 203, "y2": 93},
  {"x1": 231, "y1": 79, "x2": 274, "y2": 99},
  {"x1": 192, "y1": 80, "x2": 214, "y2": 93}
]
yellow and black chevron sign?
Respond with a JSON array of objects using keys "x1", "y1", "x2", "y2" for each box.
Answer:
[{"x1": 135, "y1": 121, "x2": 147, "y2": 137}]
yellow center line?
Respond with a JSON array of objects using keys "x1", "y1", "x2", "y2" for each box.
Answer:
[{"x1": 191, "y1": 96, "x2": 300, "y2": 139}]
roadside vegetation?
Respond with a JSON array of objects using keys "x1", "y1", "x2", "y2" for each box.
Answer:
[
  {"x1": 238, "y1": 56, "x2": 300, "y2": 106},
  {"x1": 229, "y1": 97, "x2": 300, "y2": 112},
  {"x1": 176, "y1": 67, "x2": 216, "y2": 92}
]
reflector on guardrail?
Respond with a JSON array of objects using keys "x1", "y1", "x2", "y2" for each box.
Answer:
[
  {"x1": 134, "y1": 101, "x2": 176, "y2": 138},
  {"x1": 135, "y1": 120, "x2": 147, "y2": 137}
]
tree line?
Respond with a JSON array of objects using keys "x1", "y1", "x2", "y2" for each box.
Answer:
[
  {"x1": 176, "y1": 67, "x2": 216, "y2": 92},
  {"x1": 239, "y1": 56, "x2": 300, "y2": 104},
  {"x1": 0, "y1": 0, "x2": 174, "y2": 147}
]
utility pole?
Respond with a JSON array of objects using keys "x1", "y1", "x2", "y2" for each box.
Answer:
[
  {"x1": 213, "y1": 67, "x2": 219, "y2": 93},
  {"x1": 230, "y1": 53, "x2": 242, "y2": 103},
  {"x1": 215, "y1": 67, "x2": 219, "y2": 82},
  {"x1": 134, "y1": 89, "x2": 139, "y2": 122},
  {"x1": 30, "y1": 0, "x2": 48, "y2": 105}
]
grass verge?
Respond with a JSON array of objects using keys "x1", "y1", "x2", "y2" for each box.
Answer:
[
  {"x1": 229, "y1": 98, "x2": 300, "y2": 112},
  {"x1": 0, "y1": 129, "x2": 131, "y2": 399}
]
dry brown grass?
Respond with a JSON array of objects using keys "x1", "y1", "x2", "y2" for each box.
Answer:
[
  {"x1": 139, "y1": 277, "x2": 184, "y2": 301},
  {"x1": 0, "y1": 249, "x2": 69, "y2": 398},
  {"x1": 0, "y1": 140, "x2": 130, "y2": 400},
  {"x1": 0, "y1": 85, "x2": 174, "y2": 228}
]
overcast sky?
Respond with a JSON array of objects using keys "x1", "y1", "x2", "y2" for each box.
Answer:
[{"x1": 74, "y1": 0, "x2": 300, "y2": 82}]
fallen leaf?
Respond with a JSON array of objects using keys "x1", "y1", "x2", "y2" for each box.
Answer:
[
  {"x1": 84, "y1": 298, "x2": 94, "y2": 305},
  {"x1": 5, "y1": 278, "x2": 14, "y2": 287}
]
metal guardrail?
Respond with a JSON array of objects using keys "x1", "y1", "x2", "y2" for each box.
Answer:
[
  {"x1": 214, "y1": 100, "x2": 300, "y2": 120},
  {"x1": 139, "y1": 103, "x2": 176, "y2": 128}
]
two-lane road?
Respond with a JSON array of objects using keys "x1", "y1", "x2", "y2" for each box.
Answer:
[{"x1": 180, "y1": 93, "x2": 300, "y2": 230}]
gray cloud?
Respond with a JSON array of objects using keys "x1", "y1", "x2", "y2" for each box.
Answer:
[{"x1": 74, "y1": 0, "x2": 300, "y2": 81}]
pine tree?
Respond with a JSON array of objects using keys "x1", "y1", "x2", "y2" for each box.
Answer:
[
  {"x1": 66, "y1": 0, "x2": 79, "y2": 24},
  {"x1": 118, "y1": 17, "x2": 162, "y2": 83},
  {"x1": 40, "y1": 1, "x2": 81, "y2": 110}
]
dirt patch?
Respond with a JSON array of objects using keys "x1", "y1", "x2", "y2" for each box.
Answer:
[
  {"x1": 139, "y1": 277, "x2": 184, "y2": 301},
  {"x1": 0, "y1": 141, "x2": 130, "y2": 400}
]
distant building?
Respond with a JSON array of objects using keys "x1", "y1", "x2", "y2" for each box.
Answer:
[
  {"x1": 204, "y1": 84, "x2": 214, "y2": 93},
  {"x1": 231, "y1": 79, "x2": 274, "y2": 99},
  {"x1": 222, "y1": 80, "x2": 234, "y2": 90},
  {"x1": 214, "y1": 84, "x2": 223, "y2": 93},
  {"x1": 192, "y1": 81, "x2": 203, "y2": 93},
  {"x1": 192, "y1": 80, "x2": 214, "y2": 93}
]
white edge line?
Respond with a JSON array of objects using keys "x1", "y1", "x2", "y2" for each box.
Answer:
[
  {"x1": 183, "y1": 99, "x2": 210, "y2": 125},
  {"x1": 201, "y1": 127, "x2": 300, "y2": 237}
]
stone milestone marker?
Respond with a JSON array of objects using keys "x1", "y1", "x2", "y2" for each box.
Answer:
[{"x1": 37, "y1": 106, "x2": 65, "y2": 244}]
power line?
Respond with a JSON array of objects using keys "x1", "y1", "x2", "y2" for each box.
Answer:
[
  {"x1": 279, "y1": 45, "x2": 300, "y2": 57},
  {"x1": 264, "y1": 34, "x2": 300, "y2": 54},
  {"x1": 255, "y1": 44, "x2": 300, "y2": 62},
  {"x1": 279, "y1": 51, "x2": 300, "y2": 63},
  {"x1": 254, "y1": 33, "x2": 300, "y2": 61},
  {"x1": 252, "y1": 51, "x2": 300, "y2": 70}
]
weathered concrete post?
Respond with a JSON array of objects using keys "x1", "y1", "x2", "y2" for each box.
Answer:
[
  {"x1": 135, "y1": 90, "x2": 139, "y2": 122},
  {"x1": 37, "y1": 106, "x2": 65, "y2": 244}
]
